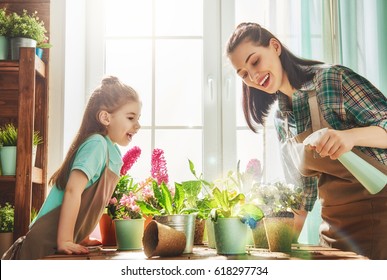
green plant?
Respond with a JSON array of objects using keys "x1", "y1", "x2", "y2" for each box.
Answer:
[
  {"x1": 0, "y1": 123, "x2": 18, "y2": 146},
  {"x1": 0, "y1": 203, "x2": 14, "y2": 233},
  {"x1": 33, "y1": 130, "x2": 43, "y2": 146},
  {"x1": 0, "y1": 8, "x2": 10, "y2": 36},
  {"x1": 0, "y1": 123, "x2": 43, "y2": 146},
  {"x1": 137, "y1": 179, "x2": 196, "y2": 216},
  {"x1": 181, "y1": 159, "x2": 215, "y2": 219},
  {"x1": 8, "y1": 9, "x2": 48, "y2": 43}
]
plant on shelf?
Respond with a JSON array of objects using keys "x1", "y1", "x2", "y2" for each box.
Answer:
[
  {"x1": 0, "y1": 8, "x2": 10, "y2": 37},
  {"x1": 8, "y1": 9, "x2": 48, "y2": 43},
  {"x1": 0, "y1": 123, "x2": 17, "y2": 146},
  {"x1": 0, "y1": 203, "x2": 14, "y2": 233},
  {"x1": 0, "y1": 123, "x2": 43, "y2": 147}
]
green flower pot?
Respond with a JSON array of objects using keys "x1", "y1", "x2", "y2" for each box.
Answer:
[
  {"x1": 0, "y1": 146, "x2": 17, "y2": 175},
  {"x1": 114, "y1": 218, "x2": 144, "y2": 250},
  {"x1": 213, "y1": 217, "x2": 248, "y2": 255},
  {"x1": 205, "y1": 218, "x2": 216, "y2": 249},
  {"x1": 0, "y1": 36, "x2": 9, "y2": 60}
]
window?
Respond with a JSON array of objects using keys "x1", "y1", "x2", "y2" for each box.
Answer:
[{"x1": 86, "y1": 0, "x2": 323, "y2": 185}]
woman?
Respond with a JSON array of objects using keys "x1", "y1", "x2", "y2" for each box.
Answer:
[
  {"x1": 2, "y1": 76, "x2": 142, "y2": 259},
  {"x1": 226, "y1": 22, "x2": 387, "y2": 259}
]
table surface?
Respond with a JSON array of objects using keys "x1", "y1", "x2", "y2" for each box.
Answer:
[{"x1": 42, "y1": 244, "x2": 368, "y2": 260}]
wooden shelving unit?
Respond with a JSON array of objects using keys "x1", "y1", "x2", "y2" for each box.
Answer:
[{"x1": 0, "y1": 47, "x2": 48, "y2": 241}]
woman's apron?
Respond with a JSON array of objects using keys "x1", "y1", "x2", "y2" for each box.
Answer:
[
  {"x1": 2, "y1": 158, "x2": 119, "y2": 260},
  {"x1": 292, "y1": 91, "x2": 387, "y2": 259}
]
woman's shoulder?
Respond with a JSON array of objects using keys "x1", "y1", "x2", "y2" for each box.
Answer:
[{"x1": 313, "y1": 64, "x2": 355, "y2": 79}]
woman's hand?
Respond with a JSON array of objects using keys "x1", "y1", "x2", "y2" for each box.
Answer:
[
  {"x1": 313, "y1": 126, "x2": 387, "y2": 160},
  {"x1": 57, "y1": 241, "x2": 89, "y2": 255},
  {"x1": 314, "y1": 129, "x2": 354, "y2": 160}
]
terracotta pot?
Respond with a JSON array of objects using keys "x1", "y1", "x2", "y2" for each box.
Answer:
[
  {"x1": 194, "y1": 219, "x2": 206, "y2": 245},
  {"x1": 143, "y1": 215, "x2": 154, "y2": 230},
  {"x1": 99, "y1": 213, "x2": 116, "y2": 246}
]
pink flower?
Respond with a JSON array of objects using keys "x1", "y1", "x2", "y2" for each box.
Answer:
[
  {"x1": 120, "y1": 146, "x2": 141, "y2": 175},
  {"x1": 151, "y1": 148, "x2": 169, "y2": 185},
  {"x1": 246, "y1": 159, "x2": 262, "y2": 181},
  {"x1": 109, "y1": 197, "x2": 117, "y2": 205}
]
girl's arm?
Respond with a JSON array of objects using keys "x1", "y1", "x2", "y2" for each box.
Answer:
[
  {"x1": 57, "y1": 169, "x2": 90, "y2": 255},
  {"x1": 315, "y1": 126, "x2": 387, "y2": 160}
]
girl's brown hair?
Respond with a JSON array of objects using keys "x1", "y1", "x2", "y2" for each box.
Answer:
[{"x1": 50, "y1": 76, "x2": 140, "y2": 189}]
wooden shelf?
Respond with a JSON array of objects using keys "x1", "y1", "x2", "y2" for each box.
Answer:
[{"x1": 0, "y1": 48, "x2": 49, "y2": 240}]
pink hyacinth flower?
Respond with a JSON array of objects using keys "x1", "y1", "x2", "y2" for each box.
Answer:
[
  {"x1": 151, "y1": 148, "x2": 169, "y2": 185},
  {"x1": 120, "y1": 146, "x2": 141, "y2": 175}
]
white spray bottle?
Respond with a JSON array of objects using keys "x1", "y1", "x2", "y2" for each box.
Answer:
[{"x1": 303, "y1": 128, "x2": 387, "y2": 194}]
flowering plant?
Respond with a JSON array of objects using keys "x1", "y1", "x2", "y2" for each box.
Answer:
[
  {"x1": 107, "y1": 146, "x2": 142, "y2": 220},
  {"x1": 247, "y1": 181, "x2": 303, "y2": 216},
  {"x1": 136, "y1": 149, "x2": 196, "y2": 216},
  {"x1": 8, "y1": 10, "x2": 48, "y2": 44}
]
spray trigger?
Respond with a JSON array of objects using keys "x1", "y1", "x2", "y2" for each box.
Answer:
[{"x1": 303, "y1": 128, "x2": 328, "y2": 146}]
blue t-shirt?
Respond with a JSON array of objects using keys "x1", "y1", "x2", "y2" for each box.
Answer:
[{"x1": 31, "y1": 134, "x2": 122, "y2": 225}]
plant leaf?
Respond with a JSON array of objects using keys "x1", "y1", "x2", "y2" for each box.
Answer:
[{"x1": 159, "y1": 182, "x2": 173, "y2": 214}]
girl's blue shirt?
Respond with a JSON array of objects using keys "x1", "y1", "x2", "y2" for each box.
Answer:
[{"x1": 31, "y1": 134, "x2": 122, "y2": 226}]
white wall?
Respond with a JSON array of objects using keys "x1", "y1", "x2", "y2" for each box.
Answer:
[{"x1": 48, "y1": 0, "x2": 87, "y2": 180}]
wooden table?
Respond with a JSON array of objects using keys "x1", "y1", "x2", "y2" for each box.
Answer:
[{"x1": 42, "y1": 244, "x2": 367, "y2": 260}]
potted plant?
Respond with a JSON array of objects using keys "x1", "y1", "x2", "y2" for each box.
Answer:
[
  {"x1": 182, "y1": 159, "x2": 215, "y2": 245},
  {"x1": 112, "y1": 175, "x2": 145, "y2": 251},
  {"x1": 136, "y1": 149, "x2": 197, "y2": 254},
  {"x1": 0, "y1": 123, "x2": 17, "y2": 175},
  {"x1": 0, "y1": 123, "x2": 43, "y2": 175},
  {"x1": 248, "y1": 181, "x2": 303, "y2": 252},
  {"x1": 0, "y1": 8, "x2": 10, "y2": 59},
  {"x1": 0, "y1": 203, "x2": 14, "y2": 256},
  {"x1": 8, "y1": 9, "x2": 49, "y2": 60},
  {"x1": 100, "y1": 146, "x2": 141, "y2": 246},
  {"x1": 210, "y1": 169, "x2": 264, "y2": 255}
]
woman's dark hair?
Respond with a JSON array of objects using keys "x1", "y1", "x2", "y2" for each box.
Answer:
[
  {"x1": 226, "y1": 22, "x2": 323, "y2": 132},
  {"x1": 50, "y1": 76, "x2": 140, "y2": 189}
]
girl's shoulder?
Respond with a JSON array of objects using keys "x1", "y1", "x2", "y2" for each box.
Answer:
[{"x1": 81, "y1": 134, "x2": 108, "y2": 150}]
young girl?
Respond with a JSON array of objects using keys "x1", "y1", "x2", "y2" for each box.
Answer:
[
  {"x1": 2, "y1": 76, "x2": 141, "y2": 259},
  {"x1": 226, "y1": 22, "x2": 387, "y2": 259}
]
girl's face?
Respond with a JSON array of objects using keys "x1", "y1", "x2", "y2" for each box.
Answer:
[
  {"x1": 105, "y1": 101, "x2": 141, "y2": 146},
  {"x1": 228, "y1": 38, "x2": 286, "y2": 94}
]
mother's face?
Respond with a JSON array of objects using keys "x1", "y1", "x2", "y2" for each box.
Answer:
[{"x1": 228, "y1": 38, "x2": 284, "y2": 95}]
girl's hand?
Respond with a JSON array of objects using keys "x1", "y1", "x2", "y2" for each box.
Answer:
[
  {"x1": 57, "y1": 241, "x2": 89, "y2": 255},
  {"x1": 314, "y1": 129, "x2": 354, "y2": 160}
]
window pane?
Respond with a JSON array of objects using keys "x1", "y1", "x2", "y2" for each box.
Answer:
[
  {"x1": 155, "y1": 0, "x2": 203, "y2": 36},
  {"x1": 155, "y1": 39, "x2": 202, "y2": 126},
  {"x1": 105, "y1": 39, "x2": 153, "y2": 126},
  {"x1": 105, "y1": 0, "x2": 152, "y2": 37},
  {"x1": 155, "y1": 129, "x2": 202, "y2": 183}
]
